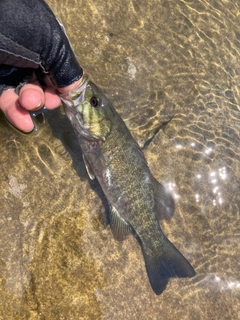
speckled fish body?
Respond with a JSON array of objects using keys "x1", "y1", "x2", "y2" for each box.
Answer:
[{"x1": 61, "y1": 77, "x2": 195, "y2": 295}]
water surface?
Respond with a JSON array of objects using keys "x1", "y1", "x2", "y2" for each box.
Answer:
[{"x1": 0, "y1": 0, "x2": 239, "y2": 319}]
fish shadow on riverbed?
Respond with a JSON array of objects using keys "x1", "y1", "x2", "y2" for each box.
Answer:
[{"x1": 47, "y1": 108, "x2": 110, "y2": 225}]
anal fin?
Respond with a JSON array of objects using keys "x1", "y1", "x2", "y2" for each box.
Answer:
[{"x1": 109, "y1": 205, "x2": 132, "y2": 241}]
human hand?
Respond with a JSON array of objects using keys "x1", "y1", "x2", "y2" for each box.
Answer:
[
  {"x1": 0, "y1": 0, "x2": 83, "y2": 133},
  {"x1": 0, "y1": 75, "x2": 82, "y2": 132}
]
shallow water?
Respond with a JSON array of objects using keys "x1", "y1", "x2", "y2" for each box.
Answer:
[{"x1": 0, "y1": 0, "x2": 240, "y2": 319}]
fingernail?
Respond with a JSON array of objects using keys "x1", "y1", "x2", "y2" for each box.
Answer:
[{"x1": 20, "y1": 88, "x2": 43, "y2": 110}]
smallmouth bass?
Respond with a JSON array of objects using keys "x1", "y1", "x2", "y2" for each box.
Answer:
[{"x1": 61, "y1": 76, "x2": 195, "y2": 295}]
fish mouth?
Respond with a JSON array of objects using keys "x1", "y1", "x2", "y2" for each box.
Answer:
[
  {"x1": 60, "y1": 75, "x2": 100, "y2": 141},
  {"x1": 69, "y1": 75, "x2": 89, "y2": 106},
  {"x1": 60, "y1": 74, "x2": 89, "y2": 115},
  {"x1": 60, "y1": 75, "x2": 89, "y2": 132}
]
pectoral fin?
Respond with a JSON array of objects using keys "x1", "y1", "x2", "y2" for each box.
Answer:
[
  {"x1": 109, "y1": 205, "x2": 132, "y2": 241},
  {"x1": 152, "y1": 177, "x2": 175, "y2": 220},
  {"x1": 83, "y1": 154, "x2": 95, "y2": 180}
]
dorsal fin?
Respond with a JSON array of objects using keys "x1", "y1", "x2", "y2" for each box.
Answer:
[{"x1": 152, "y1": 177, "x2": 175, "y2": 220}]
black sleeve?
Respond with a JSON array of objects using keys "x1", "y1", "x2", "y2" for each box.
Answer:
[{"x1": 0, "y1": 0, "x2": 83, "y2": 88}]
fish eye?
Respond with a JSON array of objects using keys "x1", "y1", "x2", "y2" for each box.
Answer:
[{"x1": 90, "y1": 96, "x2": 98, "y2": 107}]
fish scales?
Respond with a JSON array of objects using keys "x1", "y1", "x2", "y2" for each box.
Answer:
[
  {"x1": 61, "y1": 76, "x2": 195, "y2": 295},
  {"x1": 80, "y1": 105, "x2": 158, "y2": 241}
]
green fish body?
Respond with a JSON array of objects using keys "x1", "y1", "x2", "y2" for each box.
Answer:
[{"x1": 61, "y1": 77, "x2": 195, "y2": 295}]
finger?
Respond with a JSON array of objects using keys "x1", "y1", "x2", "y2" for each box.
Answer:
[
  {"x1": 20, "y1": 77, "x2": 61, "y2": 110},
  {"x1": 19, "y1": 81, "x2": 45, "y2": 111},
  {"x1": 44, "y1": 87, "x2": 61, "y2": 110},
  {"x1": 0, "y1": 88, "x2": 34, "y2": 132}
]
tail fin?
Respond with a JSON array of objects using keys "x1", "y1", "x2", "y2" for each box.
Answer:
[{"x1": 141, "y1": 236, "x2": 195, "y2": 295}]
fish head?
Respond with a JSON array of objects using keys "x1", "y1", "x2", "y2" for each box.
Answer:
[{"x1": 61, "y1": 76, "x2": 112, "y2": 141}]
